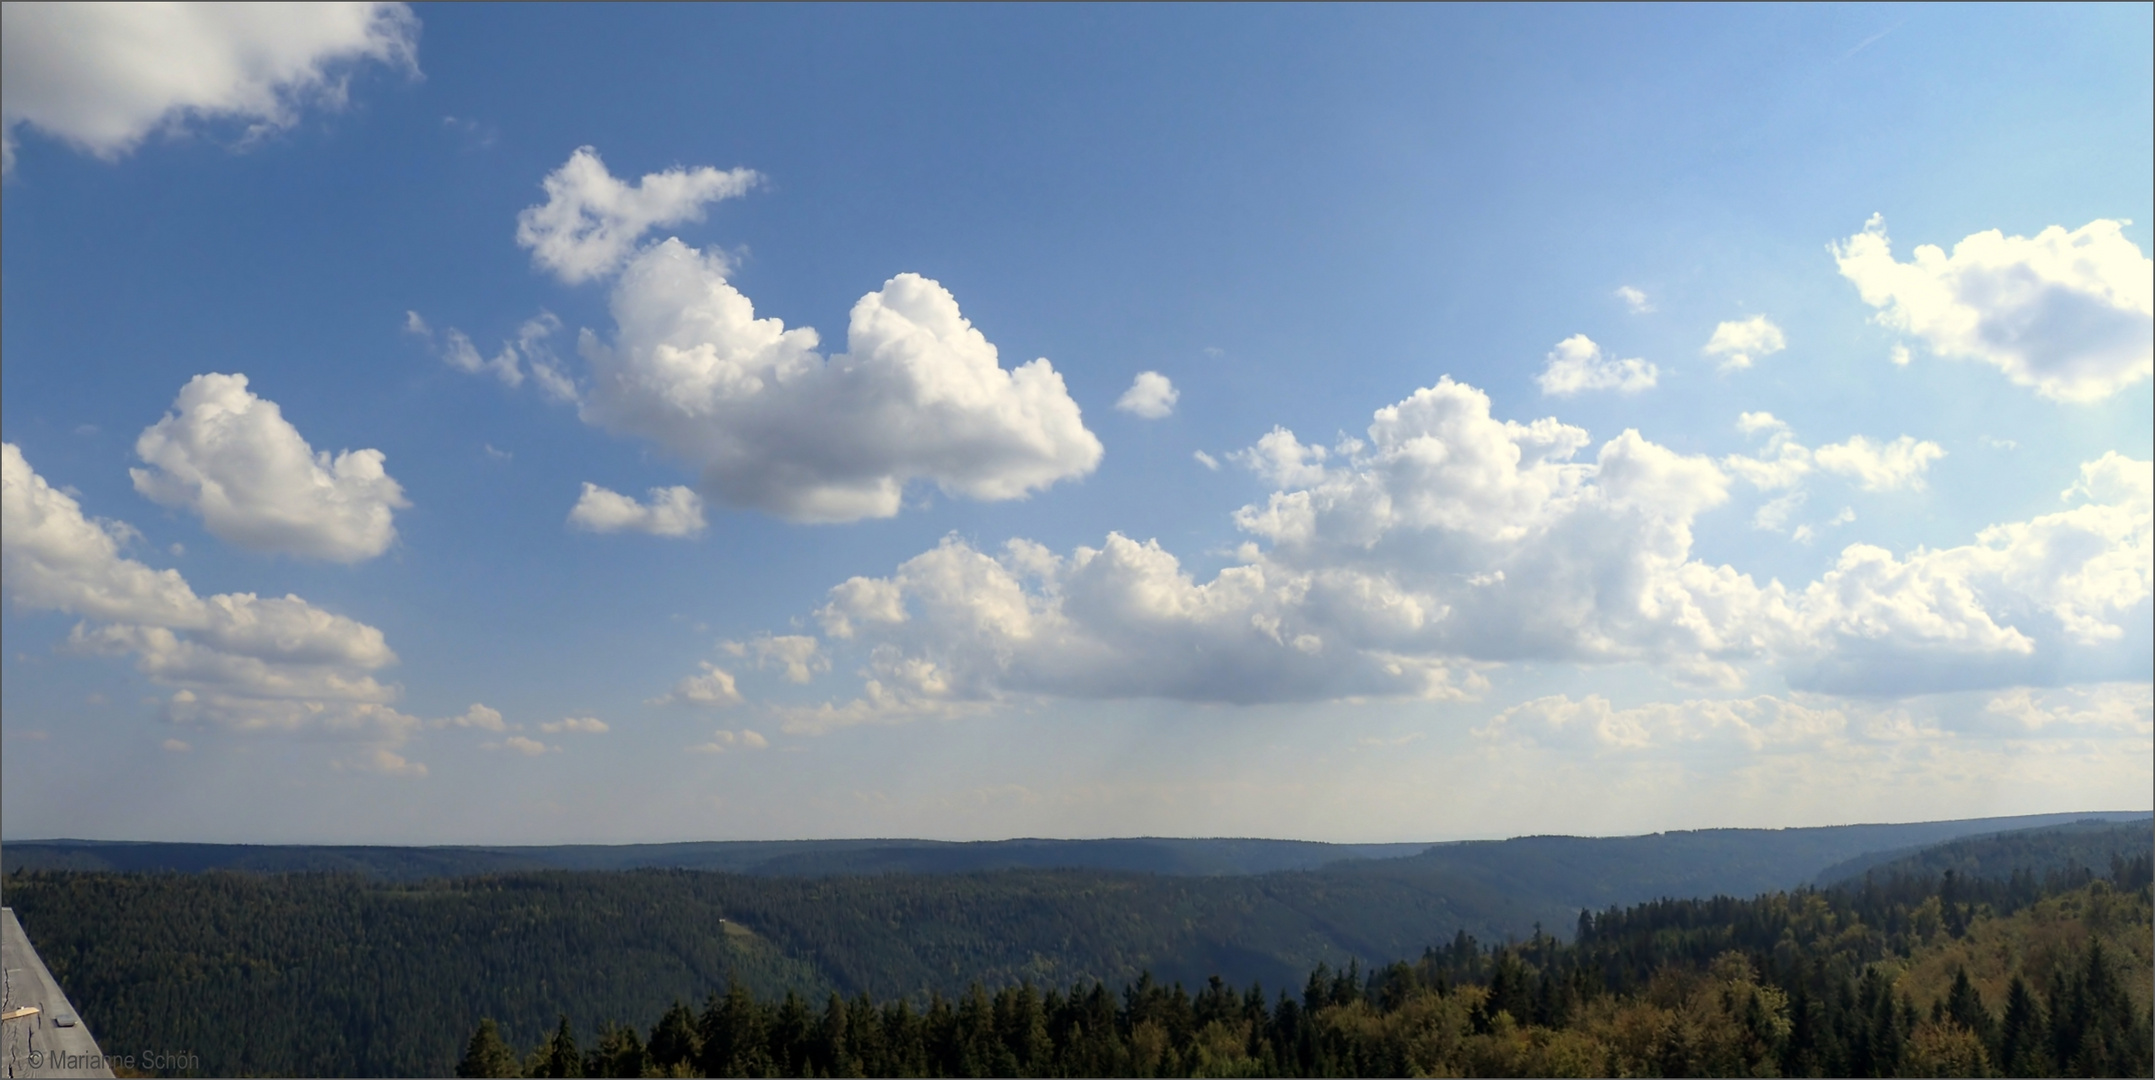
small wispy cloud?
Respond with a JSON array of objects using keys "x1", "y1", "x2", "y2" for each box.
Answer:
[
  {"x1": 1845, "y1": 21, "x2": 1904, "y2": 60},
  {"x1": 540, "y1": 716, "x2": 609, "y2": 734},
  {"x1": 688, "y1": 729, "x2": 769, "y2": 753},
  {"x1": 1703, "y1": 316, "x2": 1786, "y2": 371}
]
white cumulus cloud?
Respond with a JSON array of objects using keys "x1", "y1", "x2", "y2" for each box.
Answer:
[
  {"x1": 688, "y1": 728, "x2": 768, "y2": 753},
  {"x1": 1787, "y1": 452, "x2": 2150, "y2": 692},
  {"x1": 1834, "y1": 215, "x2": 2154, "y2": 402},
  {"x1": 757, "y1": 377, "x2": 1759, "y2": 720},
  {"x1": 1702, "y1": 315, "x2": 1786, "y2": 371},
  {"x1": 653, "y1": 663, "x2": 744, "y2": 708},
  {"x1": 1813, "y1": 434, "x2": 1946, "y2": 492},
  {"x1": 715, "y1": 378, "x2": 2152, "y2": 722},
  {"x1": 5, "y1": 442, "x2": 423, "y2": 755},
  {"x1": 1536, "y1": 334, "x2": 1658, "y2": 395},
  {"x1": 436, "y1": 704, "x2": 505, "y2": 732},
  {"x1": 516, "y1": 146, "x2": 760, "y2": 284},
  {"x1": 1115, "y1": 371, "x2": 1179, "y2": 418},
  {"x1": 539, "y1": 716, "x2": 608, "y2": 734},
  {"x1": 488, "y1": 735, "x2": 553, "y2": 756},
  {"x1": 1723, "y1": 416, "x2": 1944, "y2": 532},
  {"x1": 131, "y1": 374, "x2": 408, "y2": 562},
  {"x1": 347, "y1": 747, "x2": 427, "y2": 776},
  {"x1": 1, "y1": 2, "x2": 417, "y2": 171},
  {"x1": 578, "y1": 238, "x2": 1102, "y2": 523},
  {"x1": 723, "y1": 635, "x2": 829, "y2": 684},
  {"x1": 1615, "y1": 286, "x2": 1654, "y2": 314},
  {"x1": 568, "y1": 482, "x2": 706, "y2": 537},
  {"x1": 1479, "y1": 693, "x2": 1847, "y2": 753}
]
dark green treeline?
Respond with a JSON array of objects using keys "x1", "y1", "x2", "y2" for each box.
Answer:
[{"x1": 467, "y1": 857, "x2": 2152, "y2": 1078}]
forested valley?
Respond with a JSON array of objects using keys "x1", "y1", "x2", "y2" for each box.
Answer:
[
  {"x1": 452, "y1": 853, "x2": 2151, "y2": 1078},
  {"x1": 4, "y1": 820, "x2": 2147, "y2": 1077}
]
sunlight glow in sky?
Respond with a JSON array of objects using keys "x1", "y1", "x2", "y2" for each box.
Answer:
[{"x1": 2, "y1": 3, "x2": 2149, "y2": 843}]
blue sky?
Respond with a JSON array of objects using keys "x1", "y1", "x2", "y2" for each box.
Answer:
[{"x1": 3, "y1": 3, "x2": 2149, "y2": 844}]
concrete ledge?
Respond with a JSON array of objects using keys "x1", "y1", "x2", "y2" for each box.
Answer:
[{"x1": 2, "y1": 909, "x2": 113, "y2": 1079}]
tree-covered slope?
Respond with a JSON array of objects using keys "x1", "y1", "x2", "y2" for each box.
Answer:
[
  {"x1": 7, "y1": 813, "x2": 2149, "y2": 1076},
  {"x1": 5, "y1": 862, "x2": 1534, "y2": 1074},
  {"x1": 3, "y1": 873, "x2": 831, "y2": 1077},
  {"x1": 474, "y1": 865, "x2": 2151, "y2": 1078},
  {"x1": 1814, "y1": 817, "x2": 2154, "y2": 887},
  {"x1": 7, "y1": 809, "x2": 2137, "y2": 883}
]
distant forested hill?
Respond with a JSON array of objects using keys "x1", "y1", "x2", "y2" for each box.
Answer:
[
  {"x1": 0, "y1": 836, "x2": 1429, "y2": 879},
  {"x1": 6, "y1": 809, "x2": 2136, "y2": 884},
  {"x1": 1814, "y1": 818, "x2": 2153, "y2": 886},
  {"x1": 5, "y1": 813, "x2": 2150, "y2": 1076}
]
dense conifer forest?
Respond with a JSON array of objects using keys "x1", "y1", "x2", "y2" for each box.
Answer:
[
  {"x1": 4, "y1": 821, "x2": 2147, "y2": 1076},
  {"x1": 448, "y1": 858, "x2": 2150, "y2": 1078}
]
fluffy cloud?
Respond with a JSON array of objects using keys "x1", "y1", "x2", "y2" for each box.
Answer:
[
  {"x1": 1615, "y1": 286, "x2": 1654, "y2": 314},
  {"x1": 1535, "y1": 334, "x2": 1657, "y2": 395},
  {"x1": 1479, "y1": 694, "x2": 1846, "y2": 753},
  {"x1": 516, "y1": 146, "x2": 760, "y2": 284},
  {"x1": 1115, "y1": 371, "x2": 1179, "y2": 418},
  {"x1": 724, "y1": 635, "x2": 829, "y2": 683},
  {"x1": 1702, "y1": 316, "x2": 1786, "y2": 371},
  {"x1": 4, "y1": 445, "x2": 203, "y2": 627},
  {"x1": 1722, "y1": 415, "x2": 1943, "y2": 534},
  {"x1": 1, "y1": 2, "x2": 417, "y2": 171},
  {"x1": 688, "y1": 728, "x2": 768, "y2": 753},
  {"x1": 1227, "y1": 379, "x2": 1757, "y2": 678},
  {"x1": 437, "y1": 704, "x2": 505, "y2": 732},
  {"x1": 4, "y1": 442, "x2": 427, "y2": 751},
  {"x1": 1788, "y1": 452, "x2": 2151, "y2": 692},
  {"x1": 131, "y1": 374, "x2": 408, "y2": 562},
  {"x1": 568, "y1": 483, "x2": 705, "y2": 537},
  {"x1": 653, "y1": 663, "x2": 744, "y2": 708},
  {"x1": 480, "y1": 150, "x2": 1101, "y2": 524},
  {"x1": 1835, "y1": 216, "x2": 2154, "y2": 402},
  {"x1": 1813, "y1": 435, "x2": 1946, "y2": 492},
  {"x1": 1979, "y1": 683, "x2": 2153, "y2": 737},
  {"x1": 721, "y1": 378, "x2": 2151, "y2": 722},
  {"x1": 1479, "y1": 683, "x2": 2152, "y2": 754},
  {"x1": 488, "y1": 735, "x2": 553, "y2": 756},
  {"x1": 578, "y1": 239, "x2": 1103, "y2": 522},
  {"x1": 348, "y1": 747, "x2": 427, "y2": 776},
  {"x1": 778, "y1": 378, "x2": 1751, "y2": 719},
  {"x1": 801, "y1": 532, "x2": 1482, "y2": 725},
  {"x1": 540, "y1": 716, "x2": 608, "y2": 734}
]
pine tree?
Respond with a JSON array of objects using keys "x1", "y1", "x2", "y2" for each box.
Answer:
[
  {"x1": 531, "y1": 1015, "x2": 583, "y2": 1079},
  {"x1": 2070, "y1": 937, "x2": 2151, "y2": 1077},
  {"x1": 1944, "y1": 966, "x2": 1995, "y2": 1051},
  {"x1": 646, "y1": 1000, "x2": 700, "y2": 1075},
  {"x1": 698, "y1": 981, "x2": 767, "y2": 1078},
  {"x1": 584, "y1": 1020, "x2": 647, "y2": 1079},
  {"x1": 454, "y1": 1017, "x2": 521, "y2": 1078},
  {"x1": 1998, "y1": 975, "x2": 2048, "y2": 1077}
]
